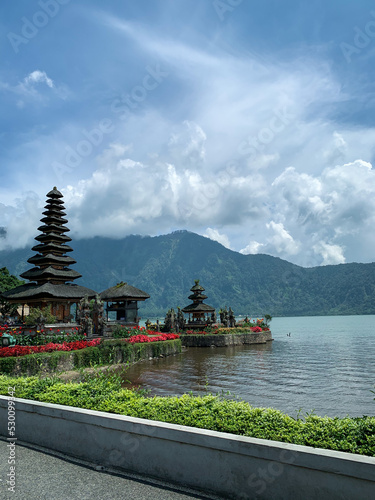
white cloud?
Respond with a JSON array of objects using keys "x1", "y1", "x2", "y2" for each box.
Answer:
[
  {"x1": 240, "y1": 241, "x2": 264, "y2": 255},
  {"x1": 2, "y1": 17, "x2": 375, "y2": 268},
  {"x1": 203, "y1": 228, "x2": 232, "y2": 249},
  {"x1": 0, "y1": 70, "x2": 67, "y2": 106},
  {"x1": 266, "y1": 221, "x2": 301, "y2": 256},
  {"x1": 0, "y1": 194, "x2": 41, "y2": 251},
  {"x1": 168, "y1": 121, "x2": 207, "y2": 165},
  {"x1": 23, "y1": 70, "x2": 54, "y2": 89},
  {"x1": 313, "y1": 242, "x2": 346, "y2": 265}
]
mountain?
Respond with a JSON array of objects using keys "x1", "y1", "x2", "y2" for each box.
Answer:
[{"x1": 1, "y1": 230, "x2": 375, "y2": 317}]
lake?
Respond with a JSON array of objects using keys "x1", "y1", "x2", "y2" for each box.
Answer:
[{"x1": 125, "y1": 315, "x2": 375, "y2": 418}]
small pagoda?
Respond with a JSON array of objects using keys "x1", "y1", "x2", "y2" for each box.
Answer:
[
  {"x1": 100, "y1": 281, "x2": 150, "y2": 325},
  {"x1": 2, "y1": 187, "x2": 97, "y2": 321},
  {"x1": 182, "y1": 280, "x2": 215, "y2": 328}
]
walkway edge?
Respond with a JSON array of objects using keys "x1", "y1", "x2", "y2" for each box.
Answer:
[{"x1": 1, "y1": 396, "x2": 374, "y2": 499}]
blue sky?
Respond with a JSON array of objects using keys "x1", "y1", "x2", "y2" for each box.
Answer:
[{"x1": 1, "y1": 0, "x2": 375, "y2": 267}]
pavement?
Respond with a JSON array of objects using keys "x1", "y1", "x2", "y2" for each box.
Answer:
[{"x1": 0, "y1": 439, "x2": 224, "y2": 500}]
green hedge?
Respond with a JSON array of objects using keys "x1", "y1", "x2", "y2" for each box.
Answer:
[
  {"x1": 0, "y1": 339, "x2": 182, "y2": 375},
  {"x1": 219, "y1": 327, "x2": 266, "y2": 334},
  {"x1": 181, "y1": 328, "x2": 267, "y2": 335},
  {"x1": 0, "y1": 373, "x2": 374, "y2": 457}
]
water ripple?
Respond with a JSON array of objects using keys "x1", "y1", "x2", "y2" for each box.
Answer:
[{"x1": 122, "y1": 316, "x2": 375, "y2": 417}]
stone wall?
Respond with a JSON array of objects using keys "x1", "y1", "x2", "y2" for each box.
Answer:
[{"x1": 180, "y1": 331, "x2": 273, "y2": 347}]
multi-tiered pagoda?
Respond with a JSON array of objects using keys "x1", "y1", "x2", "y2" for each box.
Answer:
[
  {"x1": 182, "y1": 280, "x2": 215, "y2": 327},
  {"x1": 2, "y1": 187, "x2": 96, "y2": 321}
]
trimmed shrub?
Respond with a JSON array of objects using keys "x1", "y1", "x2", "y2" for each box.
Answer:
[{"x1": 0, "y1": 373, "x2": 374, "y2": 457}]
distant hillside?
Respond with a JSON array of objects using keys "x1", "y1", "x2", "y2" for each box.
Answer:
[{"x1": 1, "y1": 230, "x2": 375, "y2": 317}]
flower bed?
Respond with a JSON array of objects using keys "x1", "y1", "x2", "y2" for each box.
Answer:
[
  {"x1": 126, "y1": 333, "x2": 179, "y2": 344},
  {"x1": 0, "y1": 339, "x2": 102, "y2": 358},
  {"x1": 0, "y1": 324, "x2": 87, "y2": 346}
]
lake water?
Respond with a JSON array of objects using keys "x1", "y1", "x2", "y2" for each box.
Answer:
[{"x1": 125, "y1": 316, "x2": 375, "y2": 418}]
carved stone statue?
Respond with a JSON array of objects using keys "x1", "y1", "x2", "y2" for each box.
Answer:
[
  {"x1": 177, "y1": 307, "x2": 185, "y2": 331},
  {"x1": 220, "y1": 307, "x2": 228, "y2": 326},
  {"x1": 228, "y1": 307, "x2": 235, "y2": 328},
  {"x1": 77, "y1": 295, "x2": 94, "y2": 336},
  {"x1": 164, "y1": 308, "x2": 176, "y2": 332},
  {"x1": 93, "y1": 294, "x2": 106, "y2": 336}
]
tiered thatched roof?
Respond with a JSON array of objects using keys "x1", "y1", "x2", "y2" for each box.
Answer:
[
  {"x1": 2, "y1": 187, "x2": 96, "y2": 303},
  {"x1": 182, "y1": 280, "x2": 215, "y2": 314}
]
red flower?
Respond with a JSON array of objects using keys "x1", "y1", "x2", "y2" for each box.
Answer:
[
  {"x1": 0, "y1": 339, "x2": 102, "y2": 358},
  {"x1": 124, "y1": 333, "x2": 179, "y2": 344}
]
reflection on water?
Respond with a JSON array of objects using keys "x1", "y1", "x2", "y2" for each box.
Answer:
[{"x1": 120, "y1": 316, "x2": 375, "y2": 418}]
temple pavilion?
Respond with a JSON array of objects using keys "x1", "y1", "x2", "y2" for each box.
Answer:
[
  {"x1": 100, "y1": 281, "x2": 150, "y2": 325},
  {"x1": 182, "y1": 280, "x2": 215, "y2": 327},
  {"x1": 2, "y1": 187, "x2": 97, "y2": 322}
]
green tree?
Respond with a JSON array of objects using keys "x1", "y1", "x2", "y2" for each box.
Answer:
[
  {"x1": 0, "y1": 267, "x2": 24, "y2": 320},
  {"x1": 24, "y1": 306, "x2": 57, "y2": 326}
]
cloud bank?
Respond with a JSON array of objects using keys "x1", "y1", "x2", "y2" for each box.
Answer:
[{"x1": 1, "y1": 3, "x2": 375, "y2": 269}]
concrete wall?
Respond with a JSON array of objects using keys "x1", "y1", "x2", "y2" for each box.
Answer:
[
  {"x1": 181, "y1": 331, "x2": 273, "y2": 347},
  {"x1": 1, "y1": 396, "x2": 374, "y2": 499}
]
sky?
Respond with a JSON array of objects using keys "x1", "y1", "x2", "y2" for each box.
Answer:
[{"x1": 1, "y1": 0, "x2": 375, "y2": 267}]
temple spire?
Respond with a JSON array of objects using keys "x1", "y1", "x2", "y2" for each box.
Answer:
[{"x1": 20, "y1": 187, "x2": 81, "y2": 285}]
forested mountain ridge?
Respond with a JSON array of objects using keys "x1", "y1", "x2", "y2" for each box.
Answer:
[{"x1": 0, "y1": 230, "x2": 374, "y2": 317}]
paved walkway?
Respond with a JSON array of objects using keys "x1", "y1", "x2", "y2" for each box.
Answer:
[{"x1": 0, "y1": 439, "x2": 223, "y2": 500}]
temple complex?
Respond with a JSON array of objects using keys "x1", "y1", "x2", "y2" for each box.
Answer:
[
  {"x1": 100, "y1": 281, "x2": 150, "y2": 326},
  {"x1": 182, "y1": 280, "x2": 215, "y2": 328},
  {"x1": 2, "y1": 187, "x2": 97, "y2": 321}
]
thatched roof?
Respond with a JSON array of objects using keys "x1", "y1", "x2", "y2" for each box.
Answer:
[
  {"x1": 42, "y1": 208, "x2": 66, "y2": 217},
  {"x1": 20, "y1": 267, "x2": 81, "y2": 281},
  {"x1": 40, "y1": 215, "x2": 68, "y2": 225},
  {"x1": 2, "y1": 283, "x2": 97, "y2": 301},
  {"x1": 27, "y1": 253, "x2": 76, "y2": 266},
  {"x1": 100, "y1": 282, "x2": 150, "y2": 301},
  {"x1": 31, "y1": 242, "x2": 73, "y2": 253},
  {"x1": 46, "y1": 187, "x2": 63, "y2": 198},
  {"x1": 35, "y1": 232, "x2": 72, "y2": 243},
  {"x1": 188, "y1": 292, "x2": 207, "y2": 301},
  {"x1": 37, "y1": 224, "x2": 70, "y2": 233},
  {"x1": 182, "y1": 303, "x2": 215, "y2": 313}
]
